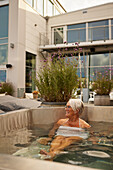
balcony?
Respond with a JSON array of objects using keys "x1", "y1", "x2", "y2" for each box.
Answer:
[{"x1": 39, "y1": 24, "x2": 113, "y2": 52}]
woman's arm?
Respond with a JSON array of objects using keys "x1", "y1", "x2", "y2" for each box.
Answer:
[
  {"x1": 48, "y1": 118, "x2": 66, "y2": 137},
  {"x1": 48, "y1": 122, "x2": 60, "y2": 137},
  {"x1": 37, "y1": 119, "x2": 65, "y2": 145},
  {"x1": 80, "y1": 119, "x2": 91, "y2": 129}
]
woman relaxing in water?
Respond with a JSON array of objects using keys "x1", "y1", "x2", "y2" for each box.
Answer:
[{"x1": 38, "y1": 99, "x2": 91, "y2": 158}]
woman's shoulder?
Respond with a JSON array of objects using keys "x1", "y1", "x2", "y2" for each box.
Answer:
[
  {"x1": 79, "y1": 118, "x2": 91, "y2": 128},
  {"x1": 57, "y1": 118, "x2": 68, "y2": 125}
]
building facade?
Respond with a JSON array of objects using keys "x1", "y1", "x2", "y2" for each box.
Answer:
[
  {"x1": 0, "y1": 0, "x2": 66, "y2": 97},
  {"x1": 40, "y1": 2, "x2": 113, "y2": 90},
  {"x1": 0, "y1": 0, "x2": 113, "y2": 97}
]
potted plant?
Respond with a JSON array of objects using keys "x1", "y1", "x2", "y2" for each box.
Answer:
[
  {"x1": 34, "y1": 43, "x2": 81, "y2": 104},
  {"x1": 32, "y1": 90, "x2": 39, "y2": 99},
  {"x1": 92, "y1": 69, "x2": 113, "y2": 106}
]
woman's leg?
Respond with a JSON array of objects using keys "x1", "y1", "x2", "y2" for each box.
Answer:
[
  {"x1": 39, "y1": 136, "x2": 83, "y2": 158},
  {"x1": 50, "y1": 136, "x2": 82, "y2": 153}
]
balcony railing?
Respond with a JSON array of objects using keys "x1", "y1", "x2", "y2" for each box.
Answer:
[{"x1": 39, "y1": 25, "x2": 112, "y2": 46}]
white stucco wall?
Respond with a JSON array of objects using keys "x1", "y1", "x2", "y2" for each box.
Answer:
[{"x1": 7, "y1": 0, "x2": 46, "y2": 96}]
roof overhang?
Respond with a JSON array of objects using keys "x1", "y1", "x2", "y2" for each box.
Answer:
[{"x1": 39, "y1": 40, "x2": 113, "y2": 53}]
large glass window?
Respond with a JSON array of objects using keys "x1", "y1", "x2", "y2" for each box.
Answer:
[
  {"x1": 89, "y1": 53, "x2": 109, "y2": 66},
  {"x1": 25, "y1": 0, "x2": 32, "y2": 6},
  {"x1": 26, "y1": 52, "x2": 36, "y2": 93},
  {"x1": 67, "y1": 23, "x2": 86, "y2": 43},
  {"x1": 0, "y1": 44, "x2": 8, "y2": 65},
  {"x1": 0, "y1": 70, "x2": 6, "y2": 82},
  {"x1": 47, "y1": 0, "x2": 53, "y2": 16},
  {"x1": 111, "y1": 19, "x2": 113, "y2": 39},
  {"x1": 111, "y1": 51, "x2": 113, "y2": 65},
  {"x1": 0, "y1": 5, "x2": 9, "y2": 43},
  {"x1": 54, "y1": 8, "x2": 60, "y2": 15},
  {"x1": 89, "y1": 67, "x2": 110, "y2": 82},
  {"x1": 37, "y1": 0, "x2": 43, "y2": 16},
  {"x1": 89, "y1": 52, "x2": 110, "y2": 85},
  {"x1": 88, "y1": 20, "x2": 109, "y2": 41},
  {"x1": 25, "y1": 0, "x2": 62, "y2": 16},
  {"x1": 0, "y1": 5, "x2": 9, "y2": 83},
  {"x1": 54, "y1": 27, "x2": 63, "y2": 44}
]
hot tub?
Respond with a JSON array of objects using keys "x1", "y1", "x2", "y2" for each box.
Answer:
[{"x1": 0, "y1": 106, "x2": 113, "y2": 170}]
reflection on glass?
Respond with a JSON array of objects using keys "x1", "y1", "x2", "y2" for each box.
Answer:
[
  {"x1": 48, "y1": 0, "x2": 53, "y2": 16},
  {"x1": 64, "y1": 56, "x2": 79, "y2": 67},
  {"x1": 88, "y1": 20, "x2": 109, "y2": 41},
  {"x1": 111, "y1": 66, "x2": 113, "y2": 80},
  {"x1": 33, "y1": 0, "x2": 37, "y2": 10},
  {"x1": 54, "y1": 8, "x2": 60, "y2": 15},
  {"x1": 111, "y1": 52, "x2": 113, "y2": 65},
  {"x1": 81, "y1": 55, "x2": 87, "y2": 67},
  {"x1": 0, "y1": 5, "x2": 9, "y2": 39},
  {"x1": 111, "y1": 19, "x2": 113, "y2": 39},
  {"x1": 54, "y1": 28, "x2": 63, "y2": 44},
  {"x1": 26, "y1": 52, "x2": 36, "y2": 93},
  {"x1": 37, "y1": 0, "x2": 43, "y2": 16},
  {"x1": 0, "y1": 70, "x2": 6, "y2": 82},
  {"x1": 89, "y1": 67, "x2": 110, "y2": 82},
  {"x1": 90, "y1": 53, "x2": 109, "y2": 66},
  {"x1": 0, "y1": 38, "x2": 8, "y2": 45},
  {"x1": 77, "y1": 68, "x2": 87, "y2": 78},
  {"x1": 67, "y1": 23, "x2": 86, "y2": 43},
  {"x1": 0, "y1": 45, "x2": 8, "y2": 65},
  {"x1": 26, "y1": 0, "x2": 32, "y2": 6}
]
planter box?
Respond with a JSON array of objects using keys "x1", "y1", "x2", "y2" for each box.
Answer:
[
  {"x1": 41, "y1": 101, "x2": 66, "y2": 107},
  {"x1": 94, "y1": 95, "x2": 110, "y2": 106}
]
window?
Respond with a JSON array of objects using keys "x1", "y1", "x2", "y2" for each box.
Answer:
[
  {"x1": 0, "y1": 5, "x2": 9, "y2": 44},
  {"x1": 65, "y1": 54, "x2": 87, "y2": 84},
  {"x1": 47, "y1": 0, "x2": 53, "y2": 16},
  {"x1": 0, "y1": 70, "x2": 6, "y2": 82},
  {"x1": 89, "y1": 52, "x2": 109, "y2": 83},
  {"x1": 54, "y1": 27, "x2": 63, "y2": 44},
  {"x1": 111, "y1": 19, "x2": 113, "y2": 39},
  {"x1": 88, "y1": 20, "x2": 109, "y2": 41},
  {"x1": 26, "y1": 52, "x2": 36, "y2": 93},
  {"x1": 111, "y1": 51, "x2": 113, "y2": 65},
  {"x1": 89, "y1": 67, "x2": 110, "y2": 82},
  {"x1": 37, "y1": 0, "x2": 43, "y2": 16},
  {"x1": 0, "y1": 44, "x2": 8, "y2": 65},
  {"x1": 25, "y1": 0, "x2": 32, "y2": 6},
  {"x1": 89, "y1": 53, "x2": 109, "y2": 67},
  {"x1": 67, "y1": 23, "x2": 86, "y2": 43},
  {"x1": 54, "y1": 8, "x2": 60, "y2": 15}
]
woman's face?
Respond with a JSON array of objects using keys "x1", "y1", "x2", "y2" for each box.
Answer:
[{"x1": 65, "y1": 102, "x2": 75, "y2": 118}]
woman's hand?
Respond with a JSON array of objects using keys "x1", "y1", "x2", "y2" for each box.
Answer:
[{"x1": 37, "y1": 137, "x2": 52, "y2": 145}]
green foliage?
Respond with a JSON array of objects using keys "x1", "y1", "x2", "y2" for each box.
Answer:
[
  {"x1": 0, "y1": 82, "x2": 15, "y2": 96},
  {"x1": 34, "y1": 56, "x2": 79, "y2": 102},
  {"x1": 92, "y1": 70, "x2": 113, "y2": 95}
]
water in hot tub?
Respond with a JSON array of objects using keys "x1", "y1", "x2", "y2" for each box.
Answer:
[{"x1": 0, "y1": 121, "x2": 113, "y2": 170}]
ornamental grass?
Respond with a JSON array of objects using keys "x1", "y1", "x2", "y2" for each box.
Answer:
[
  {"x1": 34, "y1": 43, "x2": 81, "y2": 102},
  {"x1": 92, "y1": 68, "x2": 113, "y2": 95}
]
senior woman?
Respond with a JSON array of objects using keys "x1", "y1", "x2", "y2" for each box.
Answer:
[{"x1": 38, "y1": 99, "x2": 91, "y2": 158}]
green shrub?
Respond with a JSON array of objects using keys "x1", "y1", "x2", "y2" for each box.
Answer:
[{"x1": 0, "y1": 82, "x2": 15, "y2": 96}]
